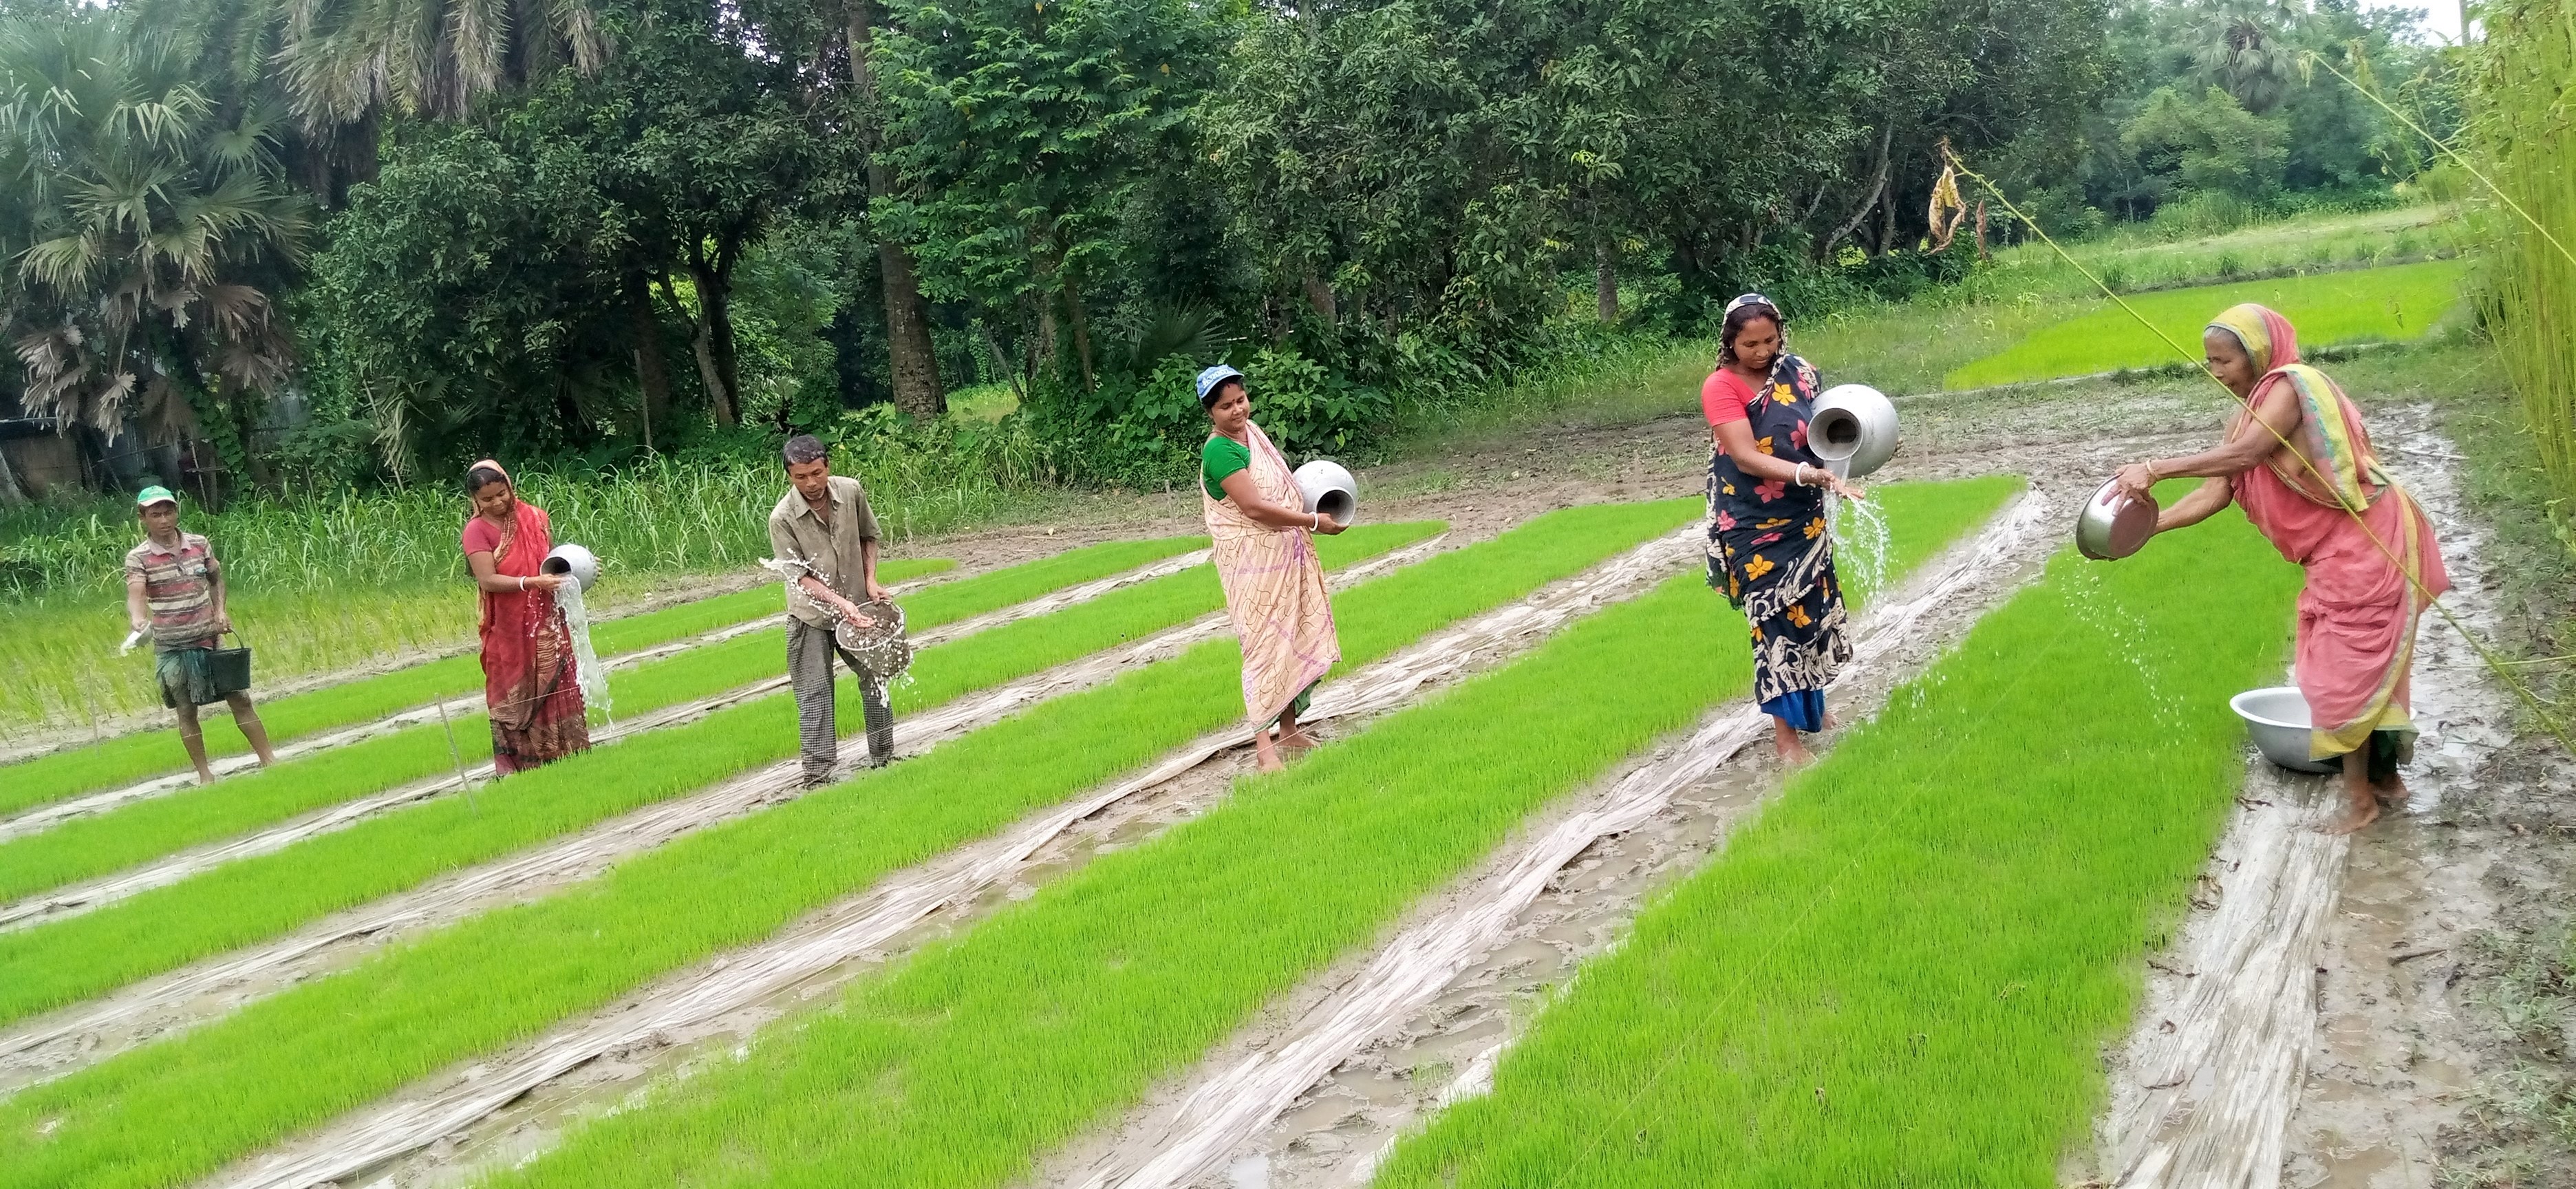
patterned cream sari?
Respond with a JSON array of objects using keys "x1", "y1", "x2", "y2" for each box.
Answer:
[{"x1": 1203, "y1": 420, "x2": 1341, "y2": 728}]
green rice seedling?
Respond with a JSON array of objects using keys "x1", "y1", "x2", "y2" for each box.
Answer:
[
  {"x1": 447, "y1": 482, "x2": 2008, "y2": 1189},
  {"x1": 1944, "y1": 258, "x2": 2468, "y2": 389},
  {"x1": 0, "y1": 525, "x2": 1437, "y2": 1030},
  {"x1": 0, "y1": 557, "x2": 963, "y2": 817},
  {"x1": 0, "y1": 543, "x2": 1206, "y2": 906},
  {"x1": 1368, "y1": 504, "x2": 2302, "y2": 1188},
  {"x1": 0, "y1": 504, "x2": 1695, "y2": 1189}
]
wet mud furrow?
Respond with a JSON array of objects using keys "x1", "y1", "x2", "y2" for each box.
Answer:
[
  {"x1": 0, "y1": 568, "x2": 976, "y2": 844},
  {"x1": 1039, "y1": 486, "x2": 2064, "y2": 1189},
  {"x1": 0, "y1": 539, "x2": 1441, "y2": 1096},
  {"x1": 0, "y1": 553, "x2": 1218, "y2": 932},
  {"x1": 214, "y1": 526, "x2": 1698, "y2": 1189},
  {"x1": 2096, "y1": 409, "x2": 2512, "y2": 1189}
]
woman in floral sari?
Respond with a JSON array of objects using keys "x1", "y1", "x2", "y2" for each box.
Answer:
[
  {"x1": 2116, "y1": 303, "x2": 2449, "y2": 834},
  {"x1": 461, "y1": 460, "x2": 591, "y2": 774},
  {"x1": 1196, "y1": 365, "x2": 1346, "y2": 772},
  {"x1": 1702, "y1": 294, "x2": 1867, "y2": 764}
]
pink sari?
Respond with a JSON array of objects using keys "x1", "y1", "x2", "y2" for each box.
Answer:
[
  {"x1": 462, "y1": 462, "x2": 591, "y2": 774},
  {"x1": 1203, "y1": 421, "x2": 1341, "y2": 728},
  {"x1": 2212, "y1": 305, "x2": 2449, "y2": 762}
]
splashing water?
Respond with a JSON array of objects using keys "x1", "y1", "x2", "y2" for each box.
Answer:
[
  {"x1": 2059, "y1": 566, "x2": 2189, "y2": 727},
  {"x1": 556, "y1": 580, "x2": 612, "y2": 724},
  {"x1": 1828, "y1": 491, "x2": 1891, "y2": 604}
]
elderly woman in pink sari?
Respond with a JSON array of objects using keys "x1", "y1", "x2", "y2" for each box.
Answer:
[
  {"x1": 1196, "y1": 364, "x2": 1348, "y2": 772},
  {"x1": 2115, "y1": 303, "x2": 2449, "y2": 834}
]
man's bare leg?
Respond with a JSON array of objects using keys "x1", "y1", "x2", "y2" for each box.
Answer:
[
  {"x1": 2322, "y1": 749, "x2": 2380, "y2": 835},
  {"x1": 173, "y1": 702, "x2": 216, "y2": 784},
  {"x1": 226, "y1": 692, "x2": 277, "y2": 767},
  {"x1": 1772, "y1": 715, "x2": 1816, "y2": 767}
]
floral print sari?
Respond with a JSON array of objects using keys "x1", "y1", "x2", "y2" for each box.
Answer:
[{"x1": 1706, "y1": 352, "x2": 1849, "y2": 731}]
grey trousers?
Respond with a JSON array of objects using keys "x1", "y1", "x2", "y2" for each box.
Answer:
[{"x1": 786, "y1": 618, "x2": 894, "y2": 784}]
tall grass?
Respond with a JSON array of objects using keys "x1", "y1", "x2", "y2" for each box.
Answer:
[
  {"x1": 0, "y1": 540, "x2": 1199, "y2": 908},
  {"x1": 1371, "y1": 504, "x2": 2301, "y2": 1187},
  {"x1": 451, "y1": 481, "x2": 2010, "y2": 1189},
  {"x1": 2471, "y1": 0, "x2": 2576, "y2": 539},
  {"x1": 0, "y1": 524, "x2": 1437, "y2": 1029},
  {"x1": 0, "y1": 504, "x2": 1688, "y2": 1189},
  {"x1": 1944, "y1": 258, "x2": 2470, "y2": 389},
  {"x1": 0, "y1": 557, "x2": 961, "y2": 816}
]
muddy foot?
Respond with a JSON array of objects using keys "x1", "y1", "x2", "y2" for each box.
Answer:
[
  {"x1": 1277, "y1": 729, "x2": 1320, "y2": 751},
  {"x1": 1775, "y1": 738, "x2": 1818, "y2": 767},
  {"x1": 2319, "y1": 799, "x2": 2381, "y2": 835},
  {"x1": 2372, "y1": 776, "x2": 2412, "y2": 808}
]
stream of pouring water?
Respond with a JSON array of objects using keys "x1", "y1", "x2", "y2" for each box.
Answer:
[
  {"x1": 1827, "y1": 492, "x2": 1891, "y2": 604},
  {"x1": 556, "y1": 581, "x2": 612, "y2": 724}
]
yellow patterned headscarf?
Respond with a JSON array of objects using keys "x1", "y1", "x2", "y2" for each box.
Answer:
[{"x1": 2207, "y1": 303, "x2": 2385, "y2": 511}]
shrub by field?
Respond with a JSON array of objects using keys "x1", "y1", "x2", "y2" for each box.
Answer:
[{"x1": 1943, "y1": 258, "x2": 2467, "y2": 389}]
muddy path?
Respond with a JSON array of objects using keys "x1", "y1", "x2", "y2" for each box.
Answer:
[
  {"x1": 0, "y1": 537, "x2": 1444, "y2": 1095},
  {"x1": 204, "y1": 524, "x2": 1708, "y2": 1189},
  {"x1": 0, "y1": 551, "x2": 1217, "y2": 931}
]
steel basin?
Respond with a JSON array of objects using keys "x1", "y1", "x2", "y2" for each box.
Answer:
[
  {"x1": 1294, "y1": 460, "x2": 1358, "y2": 525},
  {"x1": 2075, "y1": 479, "x2": 2158, "y2": 561},
  {"x1": 2230, "y1": 686, "x2": 2340, "y2": 774}
]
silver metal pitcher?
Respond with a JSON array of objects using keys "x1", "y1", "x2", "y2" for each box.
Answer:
[{"x1": 1808, "y1": 384, "x2": 1899, "y2": 479}]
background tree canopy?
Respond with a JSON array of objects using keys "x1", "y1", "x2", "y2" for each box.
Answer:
[{"x1": 0, "y1": 0, "x2": 2461, "y2": 502}]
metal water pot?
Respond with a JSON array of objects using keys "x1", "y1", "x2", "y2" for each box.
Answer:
[
  {"x1": 1807, "y1": 384, "x2": 1899, "y2": 478},
  {"x1": 1294, "y1": 460, "x2": 1359, "y2": 525},
  {"x1": 541, "y1": 543, "x2": 600, "y2": 592}
]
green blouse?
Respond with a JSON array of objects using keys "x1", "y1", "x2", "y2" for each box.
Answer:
[{"x1": 1201, "y1": 435, "x2": 1252, "y2": 501}]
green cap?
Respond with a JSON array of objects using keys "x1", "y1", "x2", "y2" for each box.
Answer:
[{"x1": 136, "y1": 485, "x2": 178, "y2": 508}]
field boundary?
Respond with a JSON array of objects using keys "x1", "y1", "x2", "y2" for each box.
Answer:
[
  {"x1": 205, "y1": 527, "x2": 1702, "y2": 1189},
  {"x1": 1914, "y1": 339, "x2": 2405, "y2": 403}
]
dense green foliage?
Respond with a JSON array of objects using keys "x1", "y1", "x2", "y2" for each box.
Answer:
[
  {"x1": 1373, "y1": 504, "x2": 2299, "y2": 1187},
  {"x1": 0, "y1": 504, "x2": 1670, "y2": 1189},
  {"x1": 2469, "y1": 0, "x2": 2576, "y2": 546}
]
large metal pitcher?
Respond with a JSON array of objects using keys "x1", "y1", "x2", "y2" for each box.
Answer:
[{"x1": 1808, "y1": 385, "x2": 1899, "y2": 479}]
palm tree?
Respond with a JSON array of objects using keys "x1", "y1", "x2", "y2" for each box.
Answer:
[
  {"x1": 276, "y1": 0, "x2": 606, "y2": 124},
  {"x1": 2191, "y1": 0, "x2": 2302, "y2": 115},
  {"x1": 1, "y1": 12, "x2": 311, "y2": 484}
]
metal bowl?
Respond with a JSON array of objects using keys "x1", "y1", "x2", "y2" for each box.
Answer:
[
  {"x1": 2074, "y1": 479, "x2": 2158, "y2": 561},
  {"x1": 541, "y1": 543, "x2": 600, "y2": 592},
  {"x1": 2230, "y1": 686, "x2": 2341, "y2": 774},
  {"x1": 1294, "y1": 459, "x2": 1358, "y2": 525},
  {"x1": 1809, "y1": 384, "x2": 1899, "y2": 478}
]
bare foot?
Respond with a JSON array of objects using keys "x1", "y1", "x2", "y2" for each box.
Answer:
[
  {"x1": 1278, "y1": 728, "x2": 1320, "y2": 751},
  {"x1": 1774, "y1": 736, "x2": 1817, "y2": 767},
  {"x1": 2371, "y1": 775, "x2": 2412, "y2": 808},
  {"x1": 1254, "y1": 738, "x2": 1286, "y2": 773},
  {"x1": 1822, "y1": 711, "x2": 1840, "y2": 731},
  {"x1": 2319, "y1": 797, "x2": 2380, "y2": 835}
]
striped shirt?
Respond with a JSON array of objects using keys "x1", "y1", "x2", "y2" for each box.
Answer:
[{"x1": 125, "y1": 533, "x2": 221, "y2": 649}]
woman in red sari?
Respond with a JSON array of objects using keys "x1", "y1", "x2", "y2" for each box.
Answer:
[
  {"x1": 2115, "y1": 304, "x2": 2448, "y2": 835},
  {"x1": 461, "y1": 460, "x2": 591, "y2": 773}
]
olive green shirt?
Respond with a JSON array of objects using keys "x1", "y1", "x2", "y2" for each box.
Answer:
[{"x1": 767, "y1": 475, "x2": 884, "y2": 628}]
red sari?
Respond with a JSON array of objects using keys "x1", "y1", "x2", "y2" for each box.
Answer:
[{"x1": 462, "y1": 493, "x2": 590, "y2": 774}]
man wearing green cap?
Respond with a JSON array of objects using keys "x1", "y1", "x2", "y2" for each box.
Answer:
[{"x1": 125, "y1": 486, "x2": 275, "y2": 784}]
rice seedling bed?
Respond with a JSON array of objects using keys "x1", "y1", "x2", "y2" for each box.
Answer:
[
  {"x1": 1366, "y1": 505, "x2": 2302, "y2": 1188},
  {"x1": 0, "y1": 555, "x2": 971, "y2": 817},
  {"x1": 361, "y1": 486, "x2": 2002, "y2": 1189},
  {"x1": 0, "y1": 504, "x2": 1686, "y2": 1189},
  {"x1": 1944, "y1": 258, "x2": 2468, "y2": 389},
  {"x1": 0, "y1": 528, "x2": 1419, "y2": 1031},
  {"x1": 0, "y1": 542, "x2": 1203, "y2": 912}
]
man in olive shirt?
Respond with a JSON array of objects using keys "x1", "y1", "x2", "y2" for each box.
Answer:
[{"x1": 768, "y1": 434, "x2": 896, "y2": 785}]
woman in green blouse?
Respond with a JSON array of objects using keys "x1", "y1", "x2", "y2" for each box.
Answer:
[{"x1": 1196, "y1": 365, "x2": 1346, "y2": 770}]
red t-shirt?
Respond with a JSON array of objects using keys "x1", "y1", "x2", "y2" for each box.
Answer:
[{"x1": 1701, "y1": 369, "x2": 1757, "y2": 427}]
